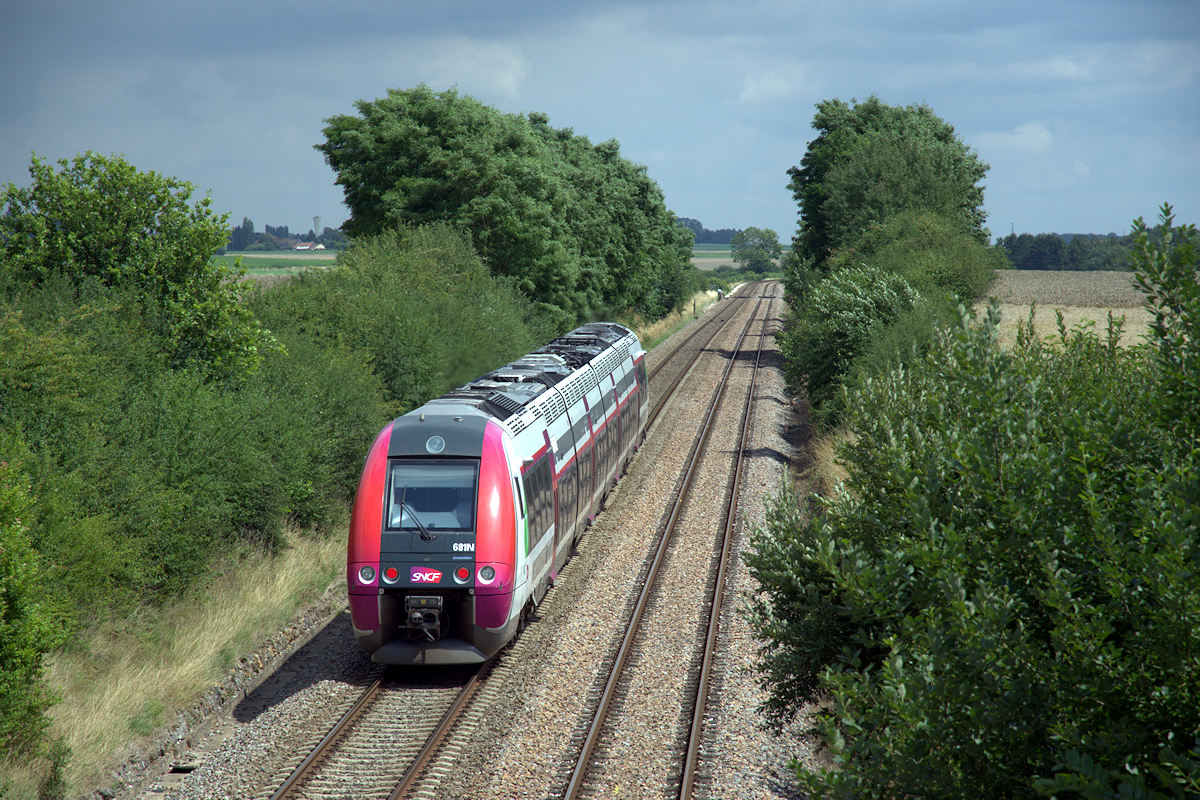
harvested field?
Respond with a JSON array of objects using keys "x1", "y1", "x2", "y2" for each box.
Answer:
[
  {"x1": 984, "y1": 269, "x2": 1143, "y2": 307},
  {"x1": 978, "y1": 270, "x2": 1153, "y2": 348}
]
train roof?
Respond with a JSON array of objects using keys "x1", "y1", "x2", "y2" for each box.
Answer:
[{"x1": 412, "y1": 322, "x2": 641, "y2": 433}]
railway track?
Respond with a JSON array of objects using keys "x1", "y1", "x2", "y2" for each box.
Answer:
[
  {"x1": 559, "y1": 283, "x2": 778, "y2": 799},
  {"x1": 258, "y1": 282, "x2": 778, "y2": 800},
  {"x1": 263, "y1": 667, "x2": 481, "y2": 800}
]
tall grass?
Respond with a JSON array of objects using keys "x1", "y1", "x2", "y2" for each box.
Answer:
[
  {"x1": 629, "y1": 288, "x2": 721, "y2": 350},
  {"x1": 0, "y1": 526, "x2": 346, "y2": 798}
]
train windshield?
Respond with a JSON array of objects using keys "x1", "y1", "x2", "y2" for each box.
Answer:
[{"x1": 384, "y1": 459, "x2": 479, "y2": 533}]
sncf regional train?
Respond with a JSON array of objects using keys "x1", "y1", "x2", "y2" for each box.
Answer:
[{"x1": 348, "y1": 323, "x2": 649, "y2": 664}]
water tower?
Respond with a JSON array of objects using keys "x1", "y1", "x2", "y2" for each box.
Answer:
[{"x1": 313, "y1": 216, "x2": 322, "y2": 237}]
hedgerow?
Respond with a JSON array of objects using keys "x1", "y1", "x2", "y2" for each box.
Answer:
[{"x1": 748, "y1": 207, "x2": 1200, "y2": 798}]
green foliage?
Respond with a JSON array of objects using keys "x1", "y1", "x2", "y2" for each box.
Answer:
[
  {"x1": 0, "y1": 433, "x2": 64, "y2": 758},
  {"x1": 1132, "y1": 203, "x2": 1199, "y2": 441},
  {"x1": 777, "y1": 263, "x2": 920, "y2": 422},
  {"x1": 316, "y1": 86, "x2": 693, "y2": 324},
  {"x1": 730, "y1": 226, "x2": 783, "y2": 274},
  {"x1": 825, "y1": 210, "x2": 1002, "y2": 302},
  {"x1": 748, "y1": 213, "x2": 1200, "y2": 797},
  {"x1": 0, "y1": 152, "x2": 273, "y2": 381},
  {"x1": 787, "y1": 96, "x2": 989, "y2": 268},
  {"x1": 254, "y1": 224, "x2": 554, "y2": 417}
]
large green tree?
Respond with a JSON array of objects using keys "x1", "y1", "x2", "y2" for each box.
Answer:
[
  {"x1": 316, "y1": 86, "x2": 692, "y2": 325},
  {"x1": 0, "y1": 152, "x2": 271, "y2": 379},
  {"x1": 730, "y1": 226, "x2": 782, "y2": 274},
  {"x1": 787, "y1": 97, "x2": 989, "y2": 268}
]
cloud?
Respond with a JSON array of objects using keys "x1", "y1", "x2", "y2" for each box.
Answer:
[
  {"x1": 738, "y1": 68, "x2": 806, "y2": 103},
  {"x1": 975, "y1": 122, "x2": 1053, "y2": 154},
  {"x1": 413, "y1": 38, "x2": 530, "y2": 99},
  {"x1": 1008, "y1": 55, "x2": 1093, "y2": 81}
]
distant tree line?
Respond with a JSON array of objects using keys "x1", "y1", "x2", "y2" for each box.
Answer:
[
  {"x1": 676, "y1": 217, "x2": 739, "y2": 245},
  {"x1": 225, "y1": 218, "x2": 348, "y2": 252},
  {"x1": 997, "y1": 231, "x2": 1134, "y2": 270}
]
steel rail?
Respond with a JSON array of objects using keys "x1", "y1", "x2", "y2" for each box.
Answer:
[
  {"x1": 646, "y1": 282, "x2": 756, "y2": 432},
  {"x1": 387, "y1": 668, "x2": 484, "y2": 799},
  {"x1": 679, "y1": 285, "x2": 777, "y2": 798},
  {"x1": 268, "y1": 674, "x2": 384, "y2": 800},
  {"x1": 647, "y1": 285, "x2": 747, "y2": 384},
  {"x1": 563, "y1": 289, "x2": 769, "y2": 799}
]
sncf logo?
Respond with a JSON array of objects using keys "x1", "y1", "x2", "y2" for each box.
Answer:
[{"x1": 410, "y1": 567, "x2": 442, "y2": 584}]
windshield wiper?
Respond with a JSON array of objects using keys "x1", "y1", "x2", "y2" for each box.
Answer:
[{"x1": 398, "y1": 486, "x2": 436, "y2": 540}]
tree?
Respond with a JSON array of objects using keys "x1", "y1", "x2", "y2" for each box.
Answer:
[
  {"x1": 0, "y1": 152, "x2": 272, "y2": 379},
  {"x1": 787, "y1": 97, "x2": 989, "y2": 268},
  {"x1": 730, "y1": 226, "x2": 782, "y2": 274},
  {"x1": 316, "y1": 86, "x2": 691, "y2": 324},
  {"x1": 228, "y1": 217, "x2": 255, "y2": 251}
]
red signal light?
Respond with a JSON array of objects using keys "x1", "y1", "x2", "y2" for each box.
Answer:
[
  {"x1": 383, "y1": 566, "x2": 399, "y2": 584},
  {"x1": 454, "y1": 566, "x2": 470, "y2": 584}
]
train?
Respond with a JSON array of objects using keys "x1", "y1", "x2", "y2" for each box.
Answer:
[{"x1": 347, "y1": 322, "x2": 649, "y2": 664}]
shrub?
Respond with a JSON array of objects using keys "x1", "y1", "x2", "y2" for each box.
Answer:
[
  {"x1": 825, "y1": 209, "x2": 1002, "y2": 302},
  {"x1": 749, "y1": 275, "x2": 1200, "y2": 798},
  {"x1": 254, "y1": 224, "x2": 554, "y2": 416},
  {"x1": 0, "y1": 433, "x2": 63, "y2": 758},
  {"x1": 0, "y1": 152, "x2": 273, "y2": 381},
  {"x1": 778, "y1": 263, "x2": 920, "y2": 422}
]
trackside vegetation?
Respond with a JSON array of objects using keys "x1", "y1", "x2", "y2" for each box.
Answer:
[
  {"x1": 754, "y1": 93, "x2": 1200, "y2": 797},
  {"x1": 0, "y1": 151, "x2": 596, "y2": 795}
]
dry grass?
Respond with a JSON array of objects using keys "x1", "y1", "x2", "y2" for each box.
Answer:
[
  {"x1": 979, "y1": 270, "x2": 1153, "y2": 349},
  {"x1": 631, "y1": 289, "x2": 721, "y2": 350},
  {"x1": 0, "y1": 526, "x2": 346, "y2": 798},
  {"x1": 806, "y1": 431, "x2": 849, "y2": 499}
]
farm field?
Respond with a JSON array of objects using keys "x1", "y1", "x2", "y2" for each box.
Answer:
[
  {"x1": 691, "y1": 245, "x2": 734, "y2": 271},
  {"x1": 215, "y1": 251, "x2": 338, "y2": 280},
  {"x1": 979, "y1": 269, "x2": 1151, "y2": 348}
]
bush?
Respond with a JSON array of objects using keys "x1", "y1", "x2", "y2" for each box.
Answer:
[
  {"x1": 0, "y1": 433, "x2": 63, "y2": 758},
  {"x1": 825, "y1": 209, "x2": 1002, "y2": 302},
  {"x1": 254, "y1": 224, "x2": 555, "y2": 416},
  {"x1": 0, "y1": 152, "x2": 273, "y2": 381},
  {"x1": 749, "y1": 250, "x2": 1200, "y2": 798},
  {"x1": 778, "y1": 263, "x2": 920, "y2": 422}
]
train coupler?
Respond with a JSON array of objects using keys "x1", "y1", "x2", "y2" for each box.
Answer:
[{"x1": 405, "y1": 595, "x2": 444, "y2": 642}]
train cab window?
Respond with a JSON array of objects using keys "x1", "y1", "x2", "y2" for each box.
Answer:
[{"x1": 385, "y1": 459, "x2": 478, "y2": 532}]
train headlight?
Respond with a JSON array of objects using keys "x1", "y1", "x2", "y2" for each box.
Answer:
[
  {"x1": 358, "y1": 565, "x2": 376, "y2": 585},
  {"x1": 477, "y1": 565, "x2": 496, "y2": 585}
]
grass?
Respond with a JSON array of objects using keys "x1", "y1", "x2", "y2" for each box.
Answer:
[
  {"x1": 0, "y1": 525, "x2": 347, "y2": 799},
  {"x1": 630, "y1": 288, "x2": 723, "y2": 351}
]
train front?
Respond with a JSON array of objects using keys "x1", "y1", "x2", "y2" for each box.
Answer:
[{"x1": 347, "y1": 412, "x2": 518, "y2": 664}]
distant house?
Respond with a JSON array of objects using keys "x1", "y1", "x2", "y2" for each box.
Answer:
[{"x1": 293, "y1": 242, "x2": 326, "y2": 251}]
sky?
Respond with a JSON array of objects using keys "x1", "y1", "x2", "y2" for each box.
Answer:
[{"x1": 2, "y1": 0, "x2": 1197, "y2": 241}]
